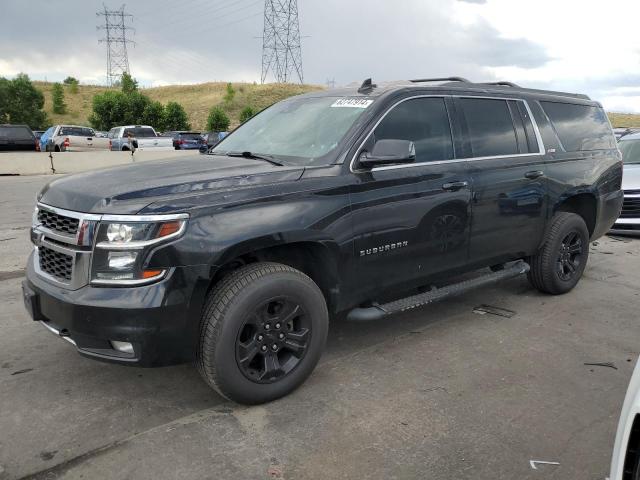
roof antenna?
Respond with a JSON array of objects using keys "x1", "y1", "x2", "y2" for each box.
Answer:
[{"x1": 358, "y1": 78, "x2": 376, "y2": 94}]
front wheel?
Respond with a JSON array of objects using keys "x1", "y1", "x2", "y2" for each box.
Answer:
[
  {"x1": 528, "y1": 212, "x2": 589, "y2": 295},
  {"x1": 197, "y1": 262, "x2": 328, "y2": 404}
]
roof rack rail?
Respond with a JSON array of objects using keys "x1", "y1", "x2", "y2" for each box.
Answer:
[
  {"x1": 410, "y1": 77, "x2": 471, "y2": 83},
  {"x1": 484, "y1": 81, "x2": 520, "y2": 88}
]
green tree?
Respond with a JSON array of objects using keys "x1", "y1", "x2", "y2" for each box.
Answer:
[
  {"x1": 51, "y1": 82, "x2": 66, "y2": 114},
  {"x1": 120, "y1": 72, "x2": 138, "y2": 94},
  {"x1": 0, "y1": 73, "x2": 48, "y2": 128},
  {"x1": 239, "y1": 106, "x2": 255, "y2": 123},
  {"x1": 142, "y1": 100, "x2": 165, "y2": 130},
  {"x1": 223, "y1": 82, "x2": 235, "y2": 103},
  {"x1": 163, "y1": 102, "x2": 190, "y2": 131},
  {"x1": 89, "y1": 90, "x2": 133, "y2": 130},
  {"x1": 206, "y1": 106, "x2": 230, "y2": 131}
]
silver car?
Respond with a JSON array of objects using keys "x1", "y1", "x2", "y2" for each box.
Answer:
[{"x1": 612, "y1": 133, "x2": 640, "y2": 235}]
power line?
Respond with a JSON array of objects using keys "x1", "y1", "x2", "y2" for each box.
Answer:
[
  {"x1": 97, "y1": 3, "x2": 135, "y2": 86},
  {"x1": 261, "y1": 0, "x2": 303, "y2": 84}
]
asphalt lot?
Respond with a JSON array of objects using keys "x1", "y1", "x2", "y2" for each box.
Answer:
[{"x1": 1, "y1": 174, "x2": 639, "y2": 479}]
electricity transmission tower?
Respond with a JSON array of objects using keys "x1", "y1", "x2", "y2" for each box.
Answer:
[
  {"x1": 261, "y1": 0, "x2": 303, "y2": 84},
  {"x1": 97, "y1": 4, "x2": 134, "y2": 86}
]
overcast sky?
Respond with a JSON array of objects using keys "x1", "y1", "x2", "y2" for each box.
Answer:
[{"x1": 1, "y1": 0, "x2": 640, "y2": 112}]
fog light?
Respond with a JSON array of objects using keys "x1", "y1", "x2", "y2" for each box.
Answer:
[{"x1": 110, "y1": 340, "x2": 134, "y2": 354}]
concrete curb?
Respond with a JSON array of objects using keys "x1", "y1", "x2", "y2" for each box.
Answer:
[{"x1": 0, "y1": 151, "x2": 198, "y2": 176}]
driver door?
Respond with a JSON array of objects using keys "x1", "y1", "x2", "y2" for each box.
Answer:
[{"x1": 349, "y1": 96, "x2": 472, "y2": 299}]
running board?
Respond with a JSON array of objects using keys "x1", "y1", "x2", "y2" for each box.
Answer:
[{"x1": 346, "y1": 260, "x2": 530, "y2": 322}]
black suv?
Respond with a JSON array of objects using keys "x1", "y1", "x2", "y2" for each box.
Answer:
[
  {"x1": 0, "y1": 124, "x2": 37, "y2": 151},
  {"x1": 23, "y1": 77, "x2": 623, "y2": 404}
]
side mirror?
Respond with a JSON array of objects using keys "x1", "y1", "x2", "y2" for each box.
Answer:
[{"x1": 359, "y1": 139, "x2": 415, "y2": 168}]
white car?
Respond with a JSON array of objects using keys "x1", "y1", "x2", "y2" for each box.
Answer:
[
  {"x1": 610, "y1": 359, "x2": 640, "y2": 479},
  {"x1": 612, "y1": 133, "x2": 640, "y2": 235}
]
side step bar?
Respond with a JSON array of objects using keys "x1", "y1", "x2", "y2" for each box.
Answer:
[{"x1": 346, "y1": 260, "x2": 530, "y2": 322}]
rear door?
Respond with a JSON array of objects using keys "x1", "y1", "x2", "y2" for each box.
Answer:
[
  {"x1": 349, "y1": 95, "x2": 472, "y2": 298},
  {"x1": 453, "y1": 96, "x2": 547, "y2": 265}
]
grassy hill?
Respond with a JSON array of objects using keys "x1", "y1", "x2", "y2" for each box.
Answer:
[
  {"x1": 35, "y1": 81, "x2": 322, "y2": 131},
  {"x1": 35, "y1": 81, "x2": 640, "y2": 130}
]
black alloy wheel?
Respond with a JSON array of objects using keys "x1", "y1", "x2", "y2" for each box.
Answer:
[
  {"x1": 235, "y1": 296, "x2": 311, "y2": 383},
  {"x1": 556, "y1": 231, "x2": 583, "y2": 281}
]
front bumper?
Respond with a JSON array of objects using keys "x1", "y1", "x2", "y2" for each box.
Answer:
[
  {"x1": 611, "y1": 217, "x2": 640, "y2": 236},
  {"x1": 23, "y1": 251, "x2": 208, "y2": 367}
]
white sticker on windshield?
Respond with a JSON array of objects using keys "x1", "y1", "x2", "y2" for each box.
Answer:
[{"x1": 331, "y1": 98, "x2": 374, "y2": 108}]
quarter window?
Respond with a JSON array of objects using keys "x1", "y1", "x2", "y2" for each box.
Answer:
[
  {"x1": 373, "y1": 97, "x2": 454, "y2": 163},
  {"x1": 540, "y1": 101, "x2": 614, "y2": 151},
  {"x1": 458, "y1": 98, "x2": 519, "y2": 157}
]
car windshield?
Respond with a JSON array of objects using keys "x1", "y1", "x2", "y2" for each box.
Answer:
[
  {"x1": 619, "y1": 139, "x2": 640, "y2": 164},
  {"x1": 211, "y1": 96, "x2": 373, "y2": 166}
]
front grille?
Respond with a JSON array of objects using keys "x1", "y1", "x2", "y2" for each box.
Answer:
[
  {"x1": 37, "y1": 209, "x2": 79, "y2": 235},
  {"x1": 625, "y1": 189, "x2": 640, "y2": 195},
  {"x1": 39, "y1": 245, "x2": 73, "y2": 281},
  {"x1": 621, "y1": 197, "x2": 640, "y2": 219}
]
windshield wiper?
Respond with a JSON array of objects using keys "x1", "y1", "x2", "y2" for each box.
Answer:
[{"x1": 224, "y1": 151, "x2": 284, "y2": 166}]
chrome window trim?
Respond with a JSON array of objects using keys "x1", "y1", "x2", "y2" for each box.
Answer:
[{"x1": 349, "y1": 94, "x2": 546, "y2": 174}]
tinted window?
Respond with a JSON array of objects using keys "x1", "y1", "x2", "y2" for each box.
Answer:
[
  {"x1": 540, "y1": 101, "x2": 614, "y2": 151},
  {"x1": 0, "y1": 126, "x2": 34, "y2": 140},
  {"x1": 373, "y1": 97, "x2": 454, "y2": 163},
  {"x1": 180, "y1": 133, "x2": 202, "y2": 140},
  {"x1": 459, "y1": 98, "x2": 519, "y2": 157}
]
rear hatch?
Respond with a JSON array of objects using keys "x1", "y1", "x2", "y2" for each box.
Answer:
[
  {"x1": 0, "y1": 125, "x2": 36, "y2": 151},
  {"x1": 177, "y1": 132, "x2": 203, "y2": 149}
]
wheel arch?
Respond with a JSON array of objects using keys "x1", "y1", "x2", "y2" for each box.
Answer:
[
  {"x1": 208, "y1": 233, "x2": 342, "y2": 312},
  {"x1": 553, "y1": 190, "x2": 598, "y2": 237}
]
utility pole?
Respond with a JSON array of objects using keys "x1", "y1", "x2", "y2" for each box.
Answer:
[
  {"x1": 261, "y1": 0, "x2": 303, "y2": 84},
  {"x1": 326, "y1": 78, "x2": 336, "y2": 89},
  {"x1": 97, "y1": 4, "x2": 134, "y2": 86}
]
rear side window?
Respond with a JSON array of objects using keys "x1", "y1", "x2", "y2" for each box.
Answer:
[
  {"x1": 0, "y1": 126, "x2": 33, "y2": 140},
  {"x1": 373, "y1": 97, "x2": 454, "y2": 163},
  {"x1": 458, "y1": 98, "x2": 519, "y2": 157},
  {"x1": 540, "y1": 101, "x2": 614, "y2": 151}
]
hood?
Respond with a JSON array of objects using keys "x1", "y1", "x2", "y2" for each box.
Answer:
[
  {"x1": 38, "y1": 154, "x2": 305, "y2": 214},
  {"x1": 623, "y1": 164, "x2": 640, "y2": 191}
]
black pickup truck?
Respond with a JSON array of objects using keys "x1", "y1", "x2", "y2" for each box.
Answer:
[{"x1": 23, "y1": 77, "x2": 623, "y2": 404}]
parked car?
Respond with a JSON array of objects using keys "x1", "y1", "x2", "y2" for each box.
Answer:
[
  {"x1": 107, "y1": 125, "x2": 174, "y2": 151},
  {"x1": 614, "y1": 127, "x2": 640, "y2": 141},
  {"x1": 610, "y1": 359, "x2": 640, "y2": 479},
  {"x1": 45, "y1": 125, "x2": 111, "y2": 152},
  {"x1": 33, "y1": 130, "x2": 45, "y2": 151},
  {"x1": 38, "y1": 126, "x2": 55, "y2": 153},
  {"x1": 23, "y1": 77, "x2": 622, "y2": 404},
  {"x1": 199, "y1": 131, "x2": 228, "y2": 153},
  {"x1": 0, "y1": 124, "x2": 37, "y2": 151},
  {"x1": 94, "y1": 131, "x2": 108, "y2": 138},
  {"x1": 611, "y1": 132, "x2": 640, "y2": 235},
  {"x1": 166, "y1": 131, "x2": 205, "y2": 150}
]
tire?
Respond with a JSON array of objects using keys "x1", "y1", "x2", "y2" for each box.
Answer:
[
  {"x1": 527, "y1": 212, "x2": 589, "y2": 295},
  {"x1": 197, "y1": 262, "x2": 329, "y2": 404},
  {"x1": 54, "y1": 145, "x2": 60, "y2": 152}
]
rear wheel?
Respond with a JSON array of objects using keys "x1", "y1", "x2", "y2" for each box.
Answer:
[
  {"x1": 528, "y1": 212, "x2": 589, "y2": 294},
  {"x1": 197, "y1": 262, "x2": 328, "y2": 404}
]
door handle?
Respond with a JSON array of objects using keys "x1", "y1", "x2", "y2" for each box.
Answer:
[
  {"x1": 524, "y1": 170, "x2": 544, "y2": 180},
  {"x1": 442, "y1": 181, "x2": 469, "y2": 191}
]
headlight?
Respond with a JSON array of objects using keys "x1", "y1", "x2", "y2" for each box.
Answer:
[{"x1": 90, "y1": 215, "x2": 188, "y2": 285}]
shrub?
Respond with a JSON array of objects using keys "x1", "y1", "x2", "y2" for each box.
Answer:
[
  {"x1": 51, "y1": 82, "x2": 66, "y2": 114},
  {"x1": 64, "y1": 76, "x2": 79, "y2": 94},
  {"x1": 239, "y1": 106, "x2": 255, "y2": 123},
  {"x1": 206, "y1": 106, "x2": 230, "y2": 131},
  {"x1": 120, "y1": 72, "x2": 138, "y2": 94},
  {"x1": 223, "y1": 82, "x2": 236, "y2": 103},
  {"x1": 142, "y1": 101, "x2": 165, "y2": 131}
]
